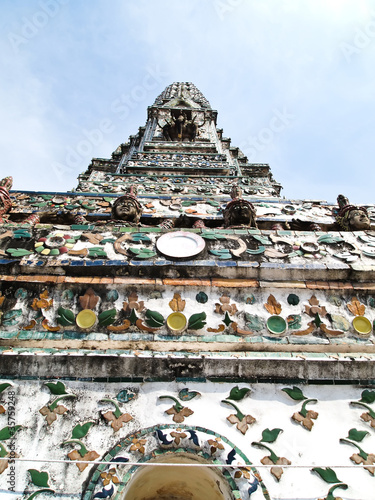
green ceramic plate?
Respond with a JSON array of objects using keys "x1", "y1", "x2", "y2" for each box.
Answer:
[{"x1": 267, "y1": 315, "x2": 287, "y2": 335}]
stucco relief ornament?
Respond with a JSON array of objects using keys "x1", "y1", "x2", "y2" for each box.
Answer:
[
  {"x1": 335, "y1": 194, "x2": 371, "y2": 231},
  {"x1": 159, "y1": 395, "x2": 194, "y2": 423},
  {"x1": 208, "y1": 295, "x2": 238, "y2": 332},
  {"x1": 0, "y1": 176, "x2": 13, "y2": 223},
  {"x1": 282, "y1": 386, "x2": 319, "y2": 431},
  {"x1": 304, "y1": 295, "x2": 344, "y2": 337},
  {"x1": 313, "y1": 467, "x2": 348, "y2": 500},
  {"x1": 129, "y1": 438, "x2": 148, "y2": 454},
  {"x1": 39, "y1": 381, "x2": 77, "y2": 425},
  {"x1": 340, "y1": 428, "x2": 375, "y2": 476},
  {"x1": 222, "y1": 400, "x2": 256, "y2": 435},
  {"x1": 350, "y1": 389, "x2": 375, "y2": 429},
  {"x1": 207, "y1": 437, "x2": 225, "y2": 455},
  {"x1": 252, "y1": 429, "x2": 290, "y2": 481},
  {"x1": 62, "y1": 421, "x2": 99, "y2": 472},
  {"x1": 99, "y1": 398, "x2": 133, "y2": 432}
]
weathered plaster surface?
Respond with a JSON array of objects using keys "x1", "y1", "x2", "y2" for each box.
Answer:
[{"x1": 0, "y1": 379, "x2": 373, "y2": 499}]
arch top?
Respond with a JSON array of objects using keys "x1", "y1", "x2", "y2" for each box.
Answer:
[
  {"x1": 83, "y1": 424, "x2": 270, "y2": 500},
  {"x1": 122, "y1": 452, "x2": 232, "y2": 500}
]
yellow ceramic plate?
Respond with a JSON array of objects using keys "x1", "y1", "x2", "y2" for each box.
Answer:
[
  {"x1": 167, "y1": 312, "x2": 187, "y2": 334},
  {"x1": 76, "y1": 309, "x2": 96, "y2": 329},
  {"x1": 352, "y1": 316, "x2": 372, "y2": 336}
]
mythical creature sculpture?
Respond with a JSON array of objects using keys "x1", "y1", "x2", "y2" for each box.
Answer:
[
  {"x1": 0, "y1": 176, "x2": 13, "y2": 223},
  {"x1": 159, "y1": 110, "x2": 205, "y2": 142},
  {"x1": 335, "y1": 194, "x2": 370, "y2": 231},
  {"x1": 112, "y1": 187, "x2": 143, "y2": 224},
  {"x1": 224, "y1": 198, "x2": 257, "y2": 228}
]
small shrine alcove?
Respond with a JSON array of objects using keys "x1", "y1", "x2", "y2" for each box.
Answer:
[{"x1": 121, "y1": 452, "x2": 233, "y2": 500}]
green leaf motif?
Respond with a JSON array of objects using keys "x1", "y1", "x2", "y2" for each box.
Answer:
[
  {"x1": 0, "y1": 425, "x2": 22, "y2": 440},
  {"x1": 44, "y1": 381, "x2": 67, "y2": 395},
  {"x1": 326, "y1": 484, "x2": 348, "y2": 500},
  {"x1": 228, "y1": 386, "x2": 250, "y2": 401},
  {"x1": 71, "y1": 421, "x2": 94, "y2": 440},
  {"x1": 28, "y1": 469, "x2": 50, "y2": 488},
  {"x1": 210, "y1": 249, "x2": 232, "y2": 259},
  {"x1": 347, "y1": 428, "x2": 370, "y2": 442},
  {"x1": 26, "y1": 489, "x2": 55, "y2": 499},
  {"x1": 31, "y1": 202, "x2": 47, "y2": 208},
  {"x1": 188, "y1": 312, "x2": 206, "y2": 330},
  {"x1": 317, "y1": 234, "x2": 344, "y2": 244},
  {"x1": 313, "y1": 313, "x2": 322, "y2": 328},
  {"x1": 6, "y1": 248, "x2": 33, "y2": 257},
  {"x1": 201, "y1": 232, "x2": 226, "y2": 240},
  {"x1": 223, "y1": 312, "x2": 232, "y2": 327},
  {"x1": 159, "y1": 395, "x2": 183, "y2": 413},
  {"x1": 100, "y1": 238, "x2": 116, "y2": 244},
  {"x1": 261, "y1": 428, "x2": 283, "y2": 443},
  {"x1": 360, "y1": 390, "x2": 375, "y2": 404},
  {"x1": 0, "y1": 383, "x2": 12, "y2": 395},
  {"x1": 13, "y1": 230, "x2": 31, "y2": 239},
  {"x1": 116, "y1": 389, "x2": 135, "y2": 404},
  {"x1": 131, "y1": 233, "x2": 151, "y2": 242},
  {"x1": 178, "y1": 388, "x2": 200, "y2": 401},
  {"x1": 145, "y1": 310, "x2": 164, "y2": 328},
  {"x1": 88, "y1": 247, "x2": 107, "y2": 258},
  {"x1": 251, "y1": 234, "x2": 272, "y2": 245},
  {"x1": 312, "y1": 467, "x2": 342, "y2": 484},
  {"x1": 282, "y1": 386, "x2": 307, "y2": 401},
  {"x1": 129, "y1": 308, "x2": 138, "y2": 325},
  {"x1": 57, "y1": 307, "x2": 75, "y2": 326},
  {"x1": 98, "y1": 309, "x2": 116, "y2": 327},
  {"x1": 129, "y1": 247, "x2": 156, "y2": 259}
]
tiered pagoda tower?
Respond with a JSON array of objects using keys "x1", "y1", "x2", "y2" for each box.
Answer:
[
  {"x1": 0, "y1": 83, "x2": 374, "y2": 500},
  {"x1": 77, "y1": 82, "x2": 281, "y2": 228}
]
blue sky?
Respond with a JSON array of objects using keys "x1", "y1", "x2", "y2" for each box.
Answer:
[{"x1": 1, "y1": 0, "x2": 375, "y2": 204}]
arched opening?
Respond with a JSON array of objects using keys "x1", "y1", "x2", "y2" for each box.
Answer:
[{"x1": 121, "y1": 452, "x2": 234, "y2": 500}]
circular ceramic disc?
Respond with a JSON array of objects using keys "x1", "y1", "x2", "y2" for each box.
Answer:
[
  {"x1": 167, "y1": 312, "x2": 187, "y2": 333},
  {"x1": 352, "y1": 316, "x2": 372, "y2": 336},
  {"x1": 266, "y1": 315, "x2": 287, "y2": 335},
  {"x1": 301, "y1": 242, "x2": 320, "y2": 254},
  {"x1": 76, "y1": 309, "x2": 96, "y2": 329},
  {"x1": 156, "y1": 231, "x2": 205, "y2": 258}
]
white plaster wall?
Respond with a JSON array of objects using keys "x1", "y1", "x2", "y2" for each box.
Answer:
[{"x1": 0, "y1": 379, "x2": 373, "y2": 499}]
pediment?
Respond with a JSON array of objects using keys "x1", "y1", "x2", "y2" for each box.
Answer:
[{"x1": 162, "y1": 97, "x2": 200, "y2": 109}]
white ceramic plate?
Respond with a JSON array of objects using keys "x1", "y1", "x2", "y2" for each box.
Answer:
[{"x1": 156, "y1": 231, "x2": 206, "y2": 258}]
